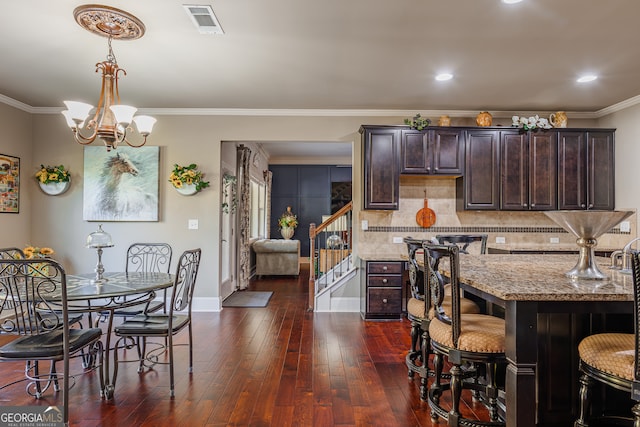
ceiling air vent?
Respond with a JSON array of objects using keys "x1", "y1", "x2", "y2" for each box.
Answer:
[{"x1": 183, "y1": 4, "x2": 224, "y2": 35}]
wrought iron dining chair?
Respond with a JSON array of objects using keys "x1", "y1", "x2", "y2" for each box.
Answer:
[
  {"x1": 110, "y1": 243, "x2": 173, "y2": 318},
  {"x1": 424, "y1": 242, "x2": 506, "y2": 426},
  {"x1": 0, "y1": 247, "x2": 26, "y2": 260},
  {"x1": 574, "y1": 251, "x2": 640, "y2": 426},
  {"x1": 404, "y1": 237, "x2": 480, "y2": 400},
  {"x1": 114, "y1": 248, "x2": 201, "y2": 397},
  {"x1": 0, "y1": 259, "x2": 104, "y2": 426}
]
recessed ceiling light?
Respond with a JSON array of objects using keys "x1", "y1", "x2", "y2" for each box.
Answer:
[
  {"x1": 502, "y1": 0, "x2": 523, "y2": 4},
  {"x1": 435, "y1": 73, "x2": 453, "y2": 81},
  {"x1": 577, "y1": 75, "x2": 598, "y2": 83}
]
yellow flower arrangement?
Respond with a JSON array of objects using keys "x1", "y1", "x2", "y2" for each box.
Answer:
[
  {"x1": 168, "y1": 164, "x2": 210, "y2": 192},
  {"x1": 35, "y1": 165, "x2": 70, "y2": 184},
  {"x1": 23, "y1": 246, "x2": 55, "y2": 259}
]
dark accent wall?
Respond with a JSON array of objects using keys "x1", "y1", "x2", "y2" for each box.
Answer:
[{"x1": 270, "y1": 165, "x2": 352, "y2": 257}]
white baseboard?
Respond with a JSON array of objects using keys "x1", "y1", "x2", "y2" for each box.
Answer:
[
  {"x1": 169, "y1": 296, "x2": 358, "y2": 313},
  {"x1": 315, "y1": 296, "x2": 360, "y2": 313}
]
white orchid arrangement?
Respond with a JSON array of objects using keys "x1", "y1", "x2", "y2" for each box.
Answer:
[{"x1": 512, "y1": 115, "x2": 552, "y2": 131}]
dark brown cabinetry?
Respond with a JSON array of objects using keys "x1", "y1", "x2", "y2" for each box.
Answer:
[
  {"x1": 558, "y1": 130, "x2": 615, "y2": 210},
  {"x1": 361, "y1": 261, "x2": 404, "y2": 320},
  {"x1": 400, "y1": 128, "x2": 464, "y2": 175},
  {"x1": 501, "y1": 130, "x2": 557, "y2": 210},
  {"x1": 360, "y1": 126, "x2": 400, "y2": 210},
  {"x1": 457, "y1": 129, "x2": 500, "y2": 210}
]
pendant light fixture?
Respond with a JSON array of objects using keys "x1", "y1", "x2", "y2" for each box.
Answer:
[{"x1": 61, "y1": 4, "x2": 156, "y2": 151}]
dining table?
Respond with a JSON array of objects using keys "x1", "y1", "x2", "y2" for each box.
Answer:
[
  {"x1": 64, "y1": 271, "x2": 174, "y2": 399},
  {"x1": 442, "y1": 254, "x2": 635, "y2": 427}
]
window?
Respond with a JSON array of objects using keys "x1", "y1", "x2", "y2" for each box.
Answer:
[{"x1": 250, "y1": 179, "x2": 266, "y2": 239}]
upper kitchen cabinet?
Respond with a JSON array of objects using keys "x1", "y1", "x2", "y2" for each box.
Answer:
[
  {"x1": 457, "y1": 129, "x2": 500, "y2": 210},
  {"x1": 361, "y1": 126, "x2": 401, "y2": 210},
  {"x1": 558, "y1": 129, "x2": 615, "y2": 210},
  {"x1": 400, "y1": 128, "x2": 464, "y2": 175},
  {"x1": 501, "y1": 130, "x2": 557, "y2": 211}
]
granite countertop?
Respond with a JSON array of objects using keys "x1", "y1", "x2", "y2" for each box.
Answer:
[{"x1": 446, "y1": 254, "x2": 634, "y2": 302}]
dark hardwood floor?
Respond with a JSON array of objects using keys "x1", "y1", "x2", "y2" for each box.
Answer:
[{"x1": 0, "y1": 264, "x2": 490, "y2": 426}]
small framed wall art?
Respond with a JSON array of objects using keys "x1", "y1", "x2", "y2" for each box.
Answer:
[{"x1": 0, "y1": 154, "x2": 20, "y2": 213}]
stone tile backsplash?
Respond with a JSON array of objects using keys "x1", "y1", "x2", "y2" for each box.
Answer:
[{"x1": 358, "y1": 177, "x2": 637, "y2": 257}]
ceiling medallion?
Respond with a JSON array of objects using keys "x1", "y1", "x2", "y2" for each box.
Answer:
[{"x1": 73, "y1": 4, "x2": 145, "y2": 40}]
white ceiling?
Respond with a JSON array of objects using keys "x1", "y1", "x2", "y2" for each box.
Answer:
[{"x1": 2, "y1": 1, "x2": 640, "y2": 158}]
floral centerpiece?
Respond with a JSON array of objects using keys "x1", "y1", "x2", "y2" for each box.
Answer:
[
  {"x1": 169, "y1": 164, "x2": 210, "y2": 192},
  {"x1": 35, "y1": 165, "x2": 70, "y2": 184},
  {"x1": 23, "y1": 245, "x2": 55, "y2": 259},
  {"x1": 512, "y1": 115, "x2": 552, "y2": 131}
]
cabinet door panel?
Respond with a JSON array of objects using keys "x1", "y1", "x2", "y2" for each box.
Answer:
[
  {"x1": 400, "y1": 130, "x2": 430, "y2": 173},
  {"x1": 558, "y1": 132, "x2": 586, "y2": 210},
  {"x1": 587, "y1": 131, "x2": 615, "y2": 210},
  {"x1": 433, "y1": 129, "x2": 464, "y2": 175},
  {"x1": 501, "y1": 132, "x2": 528, "y2": 210},
  {"x1": 463, "y1": 130, "x2": 500, "y2": 209},
  {"x1": 363, "y1": 128, "x2": 400, "y2": 210},
  {"x1": 529, "y1": 132, "x2": 557, "y2": 210}
]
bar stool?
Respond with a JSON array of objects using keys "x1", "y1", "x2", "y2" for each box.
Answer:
[
  {"x1": 404, "y1": 237, "x2": 480, "y2": 401},
  {"x1": 574, "y1": 251, "x2": 640, "y2": 426},
  {"x1": 424, "y1": 242, "x2": 506, "y2": 426}
]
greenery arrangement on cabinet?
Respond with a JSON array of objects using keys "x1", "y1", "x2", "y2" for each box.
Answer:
[
  {"x1": 221, "y1": 173, "x2": 237, "y2": 214},
  {"x1": 169, "y1": 163, "x2": 210, "y2": 194},
  {"x1": 404, "y1": 113, "x2": 431, "y2": 131}
]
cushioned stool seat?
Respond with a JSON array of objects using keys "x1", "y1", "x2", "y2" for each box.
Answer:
[{"x1": 578, "y1": 333, "x2": 634, "y2": 381}]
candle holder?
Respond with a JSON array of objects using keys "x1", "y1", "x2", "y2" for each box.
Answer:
[{"x1": 86, "y1": 224, "x2": 114, "y2": 283}]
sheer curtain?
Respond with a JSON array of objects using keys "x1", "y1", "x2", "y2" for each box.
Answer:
[{"x1": 236, "y1": 145, "x2": 252, "y2": 290}]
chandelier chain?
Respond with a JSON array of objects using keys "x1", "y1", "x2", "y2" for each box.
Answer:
[{"x1": 106, "y1": 35, "x2": 117, "y2": 65}]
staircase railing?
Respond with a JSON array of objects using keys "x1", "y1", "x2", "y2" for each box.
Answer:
[{"x1": 308, "y1": 201, "x2": 353, "y2": 311}]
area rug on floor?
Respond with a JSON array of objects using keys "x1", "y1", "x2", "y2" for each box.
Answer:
[{"x1": 222, "y1": 291, "x2": 273, "y2": 308}]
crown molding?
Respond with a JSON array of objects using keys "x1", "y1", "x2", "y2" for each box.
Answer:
[
  {"x1": 2, "y1": 94, "x2": 637, "y2": 119},
  {"x1": 0, "y1": 94, "x2": 34, "y2": 113}
]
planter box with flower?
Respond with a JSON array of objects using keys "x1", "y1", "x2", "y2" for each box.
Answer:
[
  {"x1": 169, "y1": 164, "x2": 210, "y2": 196},
  {"x1": 278, "y1": 207, "x2": 298, "y2": 239},
  {"x1": 35, "y1": 164, "x2": 71, "y2": 195}
]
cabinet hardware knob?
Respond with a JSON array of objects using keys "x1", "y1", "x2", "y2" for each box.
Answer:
[
  {"x1": 382, "y1": 298, "x2": 388, "y2": 304},
  {"x1": 581, "y1": 204, "x2": 586, "y2": 208},
  {"x1": 588, "y1": 204, "x2": 594, "y2": 208},
  {"x1": 523, "y1": 203, "x2": 528, "y2": 207},
  {"x1": 382, "y1": 278, "x2": 388, "y2": 284},
  {"x1": 531, "y1": 203, "x2": 535, "y2": 207},
  {"x1": 382, "y1": 266, "x2": 387, "y2": 271}
]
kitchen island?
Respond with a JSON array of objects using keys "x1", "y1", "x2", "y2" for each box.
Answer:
[{"x1": 445, "y1": 254, "x2": 634, "y2": 427}]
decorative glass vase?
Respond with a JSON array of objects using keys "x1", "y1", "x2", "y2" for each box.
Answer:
[
  {"x1": 39, "y1": 180, "x2": 70, "y2": 196},
  {"x1": 280, "y1": 226, "x2": 295, "y2": 240}
]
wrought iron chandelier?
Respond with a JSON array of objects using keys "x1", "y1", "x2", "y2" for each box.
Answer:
[{"x1": 61, "y1": 5, "x2": 156, "y2": 151}]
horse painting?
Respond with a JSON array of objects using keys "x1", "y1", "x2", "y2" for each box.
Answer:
[{"x1": 83, "y1": 146, "x2": 159, "y2": 221}]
